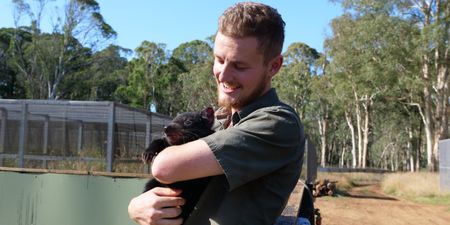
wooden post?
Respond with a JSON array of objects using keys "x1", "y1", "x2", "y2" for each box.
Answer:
[
  {"x1": 18, "y1": 102, "x2": 28, "y2": 168},
  {"x1": 106, "y1": 102, "x2": 115, "y2": 172}
]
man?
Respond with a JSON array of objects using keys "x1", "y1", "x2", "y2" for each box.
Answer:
[{"x1": 128, "y1": 2, "x2": 305, "y2": 224}]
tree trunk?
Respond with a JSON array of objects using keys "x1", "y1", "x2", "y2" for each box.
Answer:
[
  {"x1": 361, "y1": 95, "x2": 372, "y2": 168},
  {"x1": 340, "y1": 143, "x2": 346, "y2": 167},
  {"x1": 318, "y1": 108, "x2": 328, "y2": 167},
  {"x1": 416, "y1": 0, "x2": 450, "y2": 171},
  {"x1": 345, "y1": 110, "x2": 357, "y2": 168},
  {"x1": 354, "y1": 91, "x2": 363, "y2": 167},
  {"x1": 406, "y1": 126, "x2": 415, "y2": 172}
]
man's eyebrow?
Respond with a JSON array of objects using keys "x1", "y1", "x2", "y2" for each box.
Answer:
[{"x1": 214, "y1": 55, "x2": 246, "y2": 64}]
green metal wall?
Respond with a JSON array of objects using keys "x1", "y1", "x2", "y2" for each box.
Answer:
[{"x1": 0, "y1": 171, "x2": 147, "y2": 225}]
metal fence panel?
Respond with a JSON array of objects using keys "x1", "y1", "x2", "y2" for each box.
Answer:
[
  {"x1": 0, "y1": 99, "x2": 172, "y2": 173},
  {"x1": 439, "y1": 139, "x2": 450, "y2": 191}
]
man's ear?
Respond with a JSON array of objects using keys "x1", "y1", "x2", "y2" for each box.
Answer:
[{"x1": 268, "y1": 55, "x2": 283, "y2": 77}]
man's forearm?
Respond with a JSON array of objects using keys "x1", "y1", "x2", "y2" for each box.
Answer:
[{"x1": 151, "y1": 139, "x2": 223, "y2": 184}]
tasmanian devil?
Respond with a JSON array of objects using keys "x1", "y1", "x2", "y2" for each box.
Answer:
[{"x1": 141, "y1": 106, "x2": 215, "y2": 221}]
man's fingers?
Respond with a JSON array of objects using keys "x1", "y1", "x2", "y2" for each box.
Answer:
[
  {"x1": 159, "y1": 206, "x2": 183, "y2": 219},
  {"x1": 151, "y1": 187, "x2": 182, "y2": 197},
  {"x1": 154, "y1": 196, "x2": 186, "y2": 208},
  {"x1": 157, "y1": 218, "x2": 183, "y2": 225}
]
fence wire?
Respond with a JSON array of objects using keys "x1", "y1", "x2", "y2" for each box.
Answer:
[{"x1": 0, "y1": 99, "x2": 171, "y2": 173}]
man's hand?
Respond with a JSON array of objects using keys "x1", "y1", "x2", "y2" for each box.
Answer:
[{"x1": 128, "y1": 187, "x2": 186, "y2": 225}]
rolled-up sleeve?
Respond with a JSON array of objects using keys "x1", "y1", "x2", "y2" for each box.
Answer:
[{"x1": 201, "y1": 106, "x2": 303, "y2": 191}]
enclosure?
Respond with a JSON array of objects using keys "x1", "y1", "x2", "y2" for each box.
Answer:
[{"x1": 0, "y1": 99, "x2": 172, "y2": 172}]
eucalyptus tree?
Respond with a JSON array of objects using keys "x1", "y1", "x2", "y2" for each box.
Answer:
[
  {"x1": 171, "y1": 40, "x2": 213, "y2": 70},
  {"x1": 171, "y1": 40, "x2": 215, "y2": 114},
  {"x1": 115, "y1": 41, "x2": 167, "y2": 109},
  {"x1": 178, "y1": 62, "x2": 216, "y2": 112},
  {"x1": 274, "y1": 42, "x2": 319, "y2": 119},
  {"x1": 57, "y1": 44, "x2": 130, "y2": 100},
  {"x1": 308, "y1": 65, "x2": 334, "y2": 167},
  {"x1": 10, "y1": 0, "x2": 116, "y2": 99},
  {"x1": 152, "y1": 57, "x2": 187, "y2": 116},
  {"x1": 399, "y1": 0, "x2": 449, "y2": 171},
  {"x1": 325, "y1": 7, "x2": 418, "y2": 168},
  {"x1": 87, "y1": 45, "x2": 130, "y2": 101},
  {"x1": 0, "y1": 28, "x2": 26, "y2": 98},
  {"x1": 275, "y1": 43, "x2": 339, "y2": 166},
  {"x1": 330, "y1": 0, "x2": 449, "y2": 171}
]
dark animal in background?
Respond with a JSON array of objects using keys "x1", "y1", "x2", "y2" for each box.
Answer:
[{"x1": 142, "y1": 107, "x2": 215, "y2": 220}]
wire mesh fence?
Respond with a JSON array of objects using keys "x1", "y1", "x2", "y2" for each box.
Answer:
[{"x1": 0, "y1": 99, "x2": 172, "y2": 173}]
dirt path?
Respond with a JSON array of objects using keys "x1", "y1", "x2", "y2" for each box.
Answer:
[{"x1": 314, "y1": 182, "x2": 450, "y2": 225}]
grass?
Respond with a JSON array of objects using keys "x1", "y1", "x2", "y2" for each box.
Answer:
[
  {"x1": 0, "y1": 147, "x2": 147, "y2": 175},
  {"x1": 381, "y1": 172, "x2": 450, "y2": 205},
  {"x1": 317, "y1": 171, "x2": 450, "y2": 206}
]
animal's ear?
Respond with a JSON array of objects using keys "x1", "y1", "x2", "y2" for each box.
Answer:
[{"x1": 201, "y1": 106, "x2": 215, "y2": 125}]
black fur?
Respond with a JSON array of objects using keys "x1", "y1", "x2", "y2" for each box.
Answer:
[{"x1": 142, "y1": 107, "x2": 215, "y2": 221}]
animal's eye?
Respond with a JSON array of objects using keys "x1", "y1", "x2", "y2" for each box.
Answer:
[{"x1": 184, "y1": 120, "x2": 192, "y2": 126}]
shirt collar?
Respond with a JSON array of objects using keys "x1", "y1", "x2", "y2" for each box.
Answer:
[{"x1": 231, "y1": 88, "x2": 280, "y2": 125}]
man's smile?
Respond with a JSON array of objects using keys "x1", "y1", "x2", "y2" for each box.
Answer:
[{"x1": 221, "y1": 82, "x2": 241, "y2": 94}]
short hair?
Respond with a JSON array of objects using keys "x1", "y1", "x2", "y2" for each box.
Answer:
[{"x1": 218, "y1": 2, "x2": 285, "y2": 63}]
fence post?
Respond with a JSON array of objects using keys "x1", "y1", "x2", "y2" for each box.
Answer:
[
  {"x1": 306, "y1": 138, "x2": 317, "y2": 185},
  {"x1": 0, "y1": 108, "x2": 6, "y2": 166},
  {"x1": 144, "y1": 115, "x2": 152, "y2": 173},
  {"x1": 18, "y1": 102, "x2": 28, "y2": 168},
  {"x1": 106, "y1": 102, "x2": 116, "y2": 172},
  {"x1": 77, "y1": 120, "x2": 83, "y2": 154},
  {"x1": 42, "y1": 115, "x2": 49, "y2": 168},
  {"x1": 439, "y1": 139, "x2": 450, "y2": 191}
]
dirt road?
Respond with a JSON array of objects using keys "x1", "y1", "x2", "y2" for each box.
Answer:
[{"x1": 314, "y1": 182, "x2": 450, "y2": 225}]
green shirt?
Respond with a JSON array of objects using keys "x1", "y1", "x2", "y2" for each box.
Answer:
[{"x1": 185, "y1": 88, "x2": 305, "y2": 225}]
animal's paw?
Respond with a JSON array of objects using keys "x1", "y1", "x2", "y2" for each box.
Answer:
[{"x1": 141, "y1": 151, "x2": 156, "y2": 164}]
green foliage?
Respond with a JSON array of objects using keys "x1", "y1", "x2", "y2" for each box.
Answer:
[
  {"x1": 113, "y1": 39, "x2": 215, "y2": 116},
  {"x1": 0, "y1": 28, "x2": 26, "y2": 98},
  {"x1": 178, "y1": 62, "x2": 217, "y2": 112},
  {"x1": 2, "y1": 0, "x2": 447, "y2": 171}
]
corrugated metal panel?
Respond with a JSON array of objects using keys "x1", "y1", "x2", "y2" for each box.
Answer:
[
  {"x1": 0, "y1": 170, "x2": 147, "y2": 225},
  {"x1": 439, "y1": 139, "x2": 450, "y2": 191}
]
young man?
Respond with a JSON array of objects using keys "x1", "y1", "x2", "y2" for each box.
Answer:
[{"x1": 128, "y1": 2, "x2": 305, "y2": 225}]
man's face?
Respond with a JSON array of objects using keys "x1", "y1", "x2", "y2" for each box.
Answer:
[{"x1": 213, "y1": 32, "x2": 279, "y2": 113}]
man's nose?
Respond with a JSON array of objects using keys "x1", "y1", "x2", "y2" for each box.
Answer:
[{"x1": 217, "y1": 62, "x2": 233, "y2": 82}]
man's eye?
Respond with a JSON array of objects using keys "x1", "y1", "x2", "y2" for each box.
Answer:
[
  {"x1": 215, "y1": 58, "x2": 224, "y2": 64},
  {"x1": 235, "y1": 65, "x2": 247, "y2": 70}
]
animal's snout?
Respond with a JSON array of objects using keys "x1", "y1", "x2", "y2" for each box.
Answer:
[{"x1": 164, "y1": 124, "x2": 180, "y2": 135}]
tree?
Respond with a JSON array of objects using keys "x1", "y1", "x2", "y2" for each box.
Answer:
[
  {"x1": 58, "y1": 44, "x2": 130, "y2": 100},
  {"x1": 401, "y1": 0, "x2": 449, "y2": 171},
  {"x1": 115, "y1": 41, "x2": 167, "y2": 109},
  {"x1": 274, "y1": 42, "x2": 319, "y2": 118},
  {"x1": 331, "y1": 0, "x2": 449, "y2": 171},
  {"x1": 171, "y1": 40, "x2": 213, "y2": 70},
  {"x1": 11, "y1": 0, "x2": 116, "y2": 99},
  {"x1": 0, "y1": 28, "x2": 26, "y2": 98},
  {"x1": 178, "y1": 62, "x2": 216, "y2": 112},
  {"x1": 325, "y1": 7, "x2": 419, "y2": 168}
]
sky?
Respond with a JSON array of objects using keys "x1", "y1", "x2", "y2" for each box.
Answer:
[{"x1": 0, "y1": 0, "x2": 343, "y2": 54}]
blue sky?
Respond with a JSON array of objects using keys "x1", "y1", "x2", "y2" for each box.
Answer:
[{"x1": 0, "y1": 0, "x2": 343, "y2": 54}]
